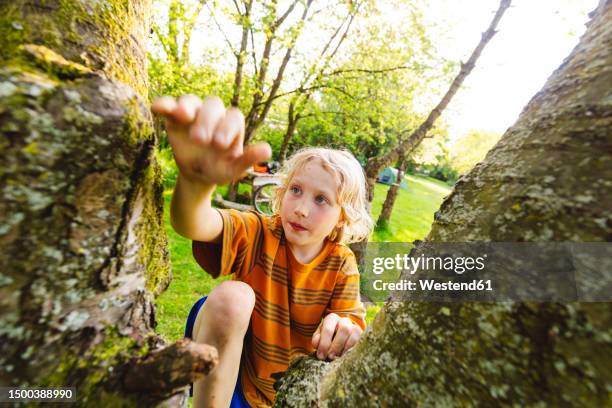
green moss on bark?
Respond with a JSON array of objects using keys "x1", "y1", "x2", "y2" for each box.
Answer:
[
  {"x1": 0, "y1": 0, "x2": 149, "y2": 96},
  {"x1": 1, "y1": 30, "x2": 169, "y2": 402},
  {"x1": 40, "y1": 326, "x2": 145, "y2": 407},
  {"x1": 19, "y1": 44, "x2": 92, "y2": 78},
  {"x1": 0, "y1": 5, "x2": 27, "y2": 61},
  {"x1": 140, "y1": 156, "x2": 172, "y2": 297}
]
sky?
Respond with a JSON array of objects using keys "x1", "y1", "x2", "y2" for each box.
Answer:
[{"x1": 418, "y1": 0, "x2": 599, "y2": 138}]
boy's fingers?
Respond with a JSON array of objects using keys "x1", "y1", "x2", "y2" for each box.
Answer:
[
  {"x1": 214, "y1": 107, "x2": 244, "y2": 150},
  {"x1": 328, "y1": 318, "x2": 352, "y2": 360},
  {"x1": 192, "y1": 96, "x2": 226, "y2": 144},
  {"x1": 152, "y1": 97, "x2": 187, "y2": 136},
  {"x1": 342, "y1": 327, "x2": 362, "y2": 354},
  {"x1": 151, "y1": 96, "x2": 177, "y2": 117},
  {"x1": 174, "y1": 94, "x2": 202, "y2": 124},
  {"x1": 316, "y1": 314, "x2": 340, "y2": 360},
  {"x1": 311, "y1": 331, "x2": 321, "y2": 349},
  {"x1": 233, "y1": 143, "x2": 272, "y2": 176}
]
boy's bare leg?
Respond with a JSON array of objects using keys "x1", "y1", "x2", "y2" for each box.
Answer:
[{"x1": 192, "y1": 281, "x2": 255, "y2": 408}]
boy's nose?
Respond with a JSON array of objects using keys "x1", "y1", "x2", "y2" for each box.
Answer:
[{"x1": 294, "y1": 200, "x2": 309, "y2": 217}]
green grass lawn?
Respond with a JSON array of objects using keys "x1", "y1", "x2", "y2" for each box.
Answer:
[
  {"x1": 371, "y1": 174, "x2": 451, "y2": 242},
  {"x1": 154, "y1": 174, "x2": 451, "y2": 342}
]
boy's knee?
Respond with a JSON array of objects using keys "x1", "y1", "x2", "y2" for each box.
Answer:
[{"x1": 203, "y1": 281, "x2": 255, "y2": 333}]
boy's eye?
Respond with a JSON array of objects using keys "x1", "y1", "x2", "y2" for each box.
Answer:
[
  {"x1": 315, "y1": 195, "x2": 328, "y2": 205},
  {"x1": 290, "y1": 186, "x2": 301, "y2": 194}
]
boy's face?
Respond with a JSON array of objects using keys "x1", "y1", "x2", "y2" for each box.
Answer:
[{"x1": 280, "y1": 160, "x2": 342, "y2": 258}]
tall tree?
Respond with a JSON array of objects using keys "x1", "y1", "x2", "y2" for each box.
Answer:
[
  {"x1": 152, "y1": 0, "x2": 207, "y2": 67},
  {"x1": 277, "y1": 2, "x2": 361, "y2": 162},
  {"x1": 0, "y1": 1, "x2": 216, "y2": 405},
  {"x1": 376, "y1": 126, "x2": 451, "y2": 228},
  {"x1": 225, "y1": 0, "x2": 316, "y2": 200},
  {"x1": 242, "y1": 0, "x2": 313, "y2": 141},
  {"x1": 274, "y1": 1, "x2": 612, "y2": 405},
  {"x1": 364, "y1": 0, "x2": 511, "y2": 202},
  {"x1": 349, "y1": 0, "x2": 511, "y2": 266},
  {"x1": 288, "y1": 1, "x2": 444, "y2": 166},
  {"x1": 366, "y1": 0, "x2": 511, "y2": 202}
]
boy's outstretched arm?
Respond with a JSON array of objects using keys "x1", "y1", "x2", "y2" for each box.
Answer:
[{"x1": 151, "y1": 95, "x2": 271, "y2": 243}]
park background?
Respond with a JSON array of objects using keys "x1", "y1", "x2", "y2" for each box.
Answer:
[
  {"x1": 148, "y1": 0, "x2": 598, "y2": 342},
  {"x1": 2, "y1": 0, "x2": 608, "y2": 405}
]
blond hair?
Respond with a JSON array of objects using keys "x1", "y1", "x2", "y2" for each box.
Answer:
[{"x1": 271, "y1": 147, "x2": 373, "y2": 244}]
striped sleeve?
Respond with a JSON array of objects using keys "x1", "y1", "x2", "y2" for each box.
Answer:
[
  {"x1": 192, "y1": 209, "x2": 263, "y2": 280},
  {"x1": 326, "y1": 253, "x2": 367, "y2": 331}
]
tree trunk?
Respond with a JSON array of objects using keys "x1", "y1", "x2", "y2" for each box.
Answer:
[
  {"x1": 376, "y1": 154, "x2": 407, "y2": 228},
  {"x1": 278, "y1": 9, "x2": 357, "y2": 165},
  {"x1": 0, "y1": 1, "x2": 216, "y2": 405},
  {"x1": 364, "y1": 0, "x2": 511, "y2": 202},
  {"x1": 231, "y1": 0, "x2": 253, "y2": 108},
  {"x1": 350, "y1": 0, "x2": 511, "y2": 268},
  {"x1": 279, "y1": 100, "x2": 299, "y2": 163},
  {"x1": 275, "y1": 1, "x2": 612, "y2": 406},
  {"x1": 228, "y1": 0, "x2": 313, "y2": 201}
]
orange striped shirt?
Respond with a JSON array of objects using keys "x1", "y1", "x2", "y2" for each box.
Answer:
[{"x1": 193, "y1": 209, "x2": 366, "y2": 407}]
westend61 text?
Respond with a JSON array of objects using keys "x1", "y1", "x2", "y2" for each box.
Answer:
[
  {"x1": 372, "y1": 279, "x2": 493, "y2": 291},
  {"x1": 372, "y1": 254, "x2": 486, "y2": 275}
]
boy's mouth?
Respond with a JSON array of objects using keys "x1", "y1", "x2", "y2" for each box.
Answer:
[{"x1": 289, "y1": 222, "x2": 307, "y2": 231}]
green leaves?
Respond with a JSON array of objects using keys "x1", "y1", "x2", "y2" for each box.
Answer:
[{"x1": 148, "y1": 0, "x2": 454, "y2": 163}]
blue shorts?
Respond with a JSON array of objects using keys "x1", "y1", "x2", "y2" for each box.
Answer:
[{"x1": 184, "y1": 295, "x2": 251, "y2": 408}]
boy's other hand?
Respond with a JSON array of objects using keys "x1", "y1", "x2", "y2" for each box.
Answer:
[
  {"x1": 152, "y1": 95, "x2": 272, "y2": 186},
  {"x1": 311, "y1": 313, "x2": 363, "y2": 361}
]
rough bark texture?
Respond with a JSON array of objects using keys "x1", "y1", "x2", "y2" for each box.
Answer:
[
  {"x1": 0, "y1": 1, "x2": 210, "y2": 405},
  {"x1": 275, "y1": 2, "x2": 612, "y2": 406},
  {"x1": 124, "y1": 339, "x2": 218, "y2": 394}
]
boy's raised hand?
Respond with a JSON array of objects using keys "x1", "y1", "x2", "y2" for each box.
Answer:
[
  {"x1": 311, "y1": 313, "x2": 363, "y2": 361},
  {"x1": 152, "y1": 95, "x2": 271, "y2": 186}
]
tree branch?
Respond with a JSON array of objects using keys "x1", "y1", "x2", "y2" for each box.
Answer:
[
  {"x1": 206, "y1": 1, "x2": 238, "y2": 56},
  {"x1": 326, "y1": 65, "x2": 411, "y2": 76},
  {"x1": 249, "y1": 22, "x2": 259, "y2": 76},
  {"x1": 232, "y1": 0, "x2": 242, "y2": 15},
  {"x1": 255, "y1": 64, "x2": 408, "y2": 107},
  {"x1": 123, "y1": 338, "x2": 218, "y2": 394},
  {"x1": 230, "y1": 0, "x2": 253, "y2": 106},
  {"x1": 299, "y1": 109, "x2": 363, "y2": 120},
  {"x1": 245, "y1": 0, "x2": 314, "y2": 140},
  {"x1": 366, "y1": 0, "x2": 512, "y2": 181},
  {"x1": 274, "y1": 0, "x2": 300, "y2": 29},
  {"x1": 152, "y1": 25, "x2": 173, "y2": 60}
]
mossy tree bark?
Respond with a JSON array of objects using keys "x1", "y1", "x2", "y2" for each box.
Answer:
[
  {"x1": 0, "y1": 1, "x2": 216, "y2": 406},
  {"x1": 275, "y1": 1, "x2": 612, "y2": 406}
]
